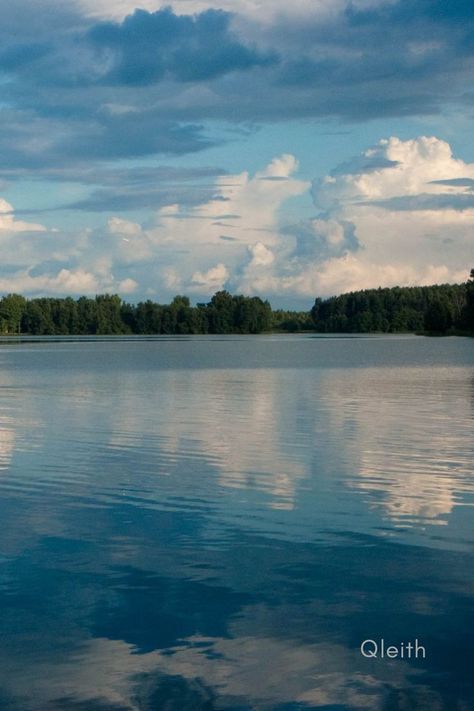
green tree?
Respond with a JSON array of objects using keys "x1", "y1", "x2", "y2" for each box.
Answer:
[
  {"x1": 171, "y1": 295, "x2": 197, "y2": 334},
  {"x1": 95, "y1": 294, "x2": 124, "y2": 334},
  {"x1": 0, "y1": 294, "x2": 27, "y2": 334},
  {"x1": 77, "y1": 297, "x2": 98, "y2": 334},
  {"x1": 464, "y1": 268, "x2": 474, "y2": 331},
  {"x1": 424, "y1": 298, "x2": 453, "y2": 333},
  {"x1": 207, "y1": 291, "x2": 235, "y2": 333},
  {"x1": 22, "y1": 300, "x2": 54, "y2": 335},
  {"x1": 311, "y1": 283, "x2": 467, "y2": 334}
]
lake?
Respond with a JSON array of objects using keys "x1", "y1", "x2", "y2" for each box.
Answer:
[{"x1": 0, "y1": 335, "x2": 472, "y2": 710}]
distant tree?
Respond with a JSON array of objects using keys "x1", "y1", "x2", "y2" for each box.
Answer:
[
  {"x1": 310, "y1": 298, "x2": 323, "y2": 328},
  {"x1": 134, "y1": 300, "x2": 162, "y2": 334},
  {"x1": 0, "y1": 294, "x2": 27, "y2": 334},
  {"x1": 96, "y1": 294, "x2": 124, "y2": 334},
  {"x1": 424, "y1": 298, "x2": 453, "y2": 333},
  {"x1": 77, "y1": 297, "x2": 98, "y2": 334},
  {"x1": 311, "y1": 283, "x2": 466, "y2": 334},
  {"x1": 120, "y1": 302, "x2": 137, "y2": 333},
  {"x1": 22, "y1": 300, "x2": 54, "y2": 335},
  {"x1": 171, "y1": 295, "x2": 196, "y2": 334},
  {"x1": 207, "y1": 290, "x2": 235, "y2": 333},
  {"x1": 233, "y1": 295, "x2": 272, "y2": 333},
  {"x1": 463, "y1": 268, "x2": 474, "y2": 331}
]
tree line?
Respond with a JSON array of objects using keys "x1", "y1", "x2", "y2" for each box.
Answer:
[
  {"x1": 0, "y1": 291, "x2": 276, "y2": 335},
  {"x1": 0, "y1": 271, "x2": 472, "y2": 336},
  {"x1": 310, "y1": 271, "x2": 474, "y2": 334}
]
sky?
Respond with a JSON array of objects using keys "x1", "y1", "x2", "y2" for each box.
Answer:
[{"x1": 1, "y1": 0, "x2": 473, "y2": 307}]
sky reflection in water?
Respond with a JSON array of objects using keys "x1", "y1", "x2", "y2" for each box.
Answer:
[{"x1": 0, "y1": 335, "x2": 472, "y2": 710}]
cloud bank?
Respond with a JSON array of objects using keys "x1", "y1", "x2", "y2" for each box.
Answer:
[
  {"x1": 0, "y1": 136, "x2": 471, "y2": 302},
  {"x1": 1, "y1": 0, "x2": 474, "y2": 169}
]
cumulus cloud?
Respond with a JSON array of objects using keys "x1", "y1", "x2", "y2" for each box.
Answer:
[
  {"x1": 107, "y1": 216, "x2": 141, "y2": 236},
  {"x1": 0, "y1": 199, "x2": 140, "y2": 296},
  {"x1": 130, "y1": 153, "x2": 311, "y2": 299},
  {"x1": 247, "y1": 242, "x2": 275, "y2": 267},
  {"x1": 0, "y1": 157, "x2": 308, "y2": 299},
  {"x1": 220, "y1": 136, "x2": 473, "y2": 300},
  {"x1": 285, "y1": 218, "x2": 359, "y2": 261},
  {"x1": 314, "y1": 136, "x2": 474, "y2": 207},
  {"x1": 191, "y1": 263, "x2": 229, "y2": 290},
  {"x1": 0, "y1": 138, "x2": 471, "y2": 301},
  {"x1": 304, "y1": 136, "x2": 473, "y2": 292},
  {"x1": 0, "y1": 198, "x2": 45, "y2": 232},
  {"x1": 235, "y1": 135, "x2": 470, "y2": 299},
  {"x1": 0, "y1": 268, "x2": 137, "y2": 296}
]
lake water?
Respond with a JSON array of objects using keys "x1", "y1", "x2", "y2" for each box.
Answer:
[{"x1": 0, "y1": 335, "x2": 473, "y2": 710}]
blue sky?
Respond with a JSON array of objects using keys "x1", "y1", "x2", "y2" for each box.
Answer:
[{"x1": 1, "y1": 0, "x2": 473, "y2": 307}]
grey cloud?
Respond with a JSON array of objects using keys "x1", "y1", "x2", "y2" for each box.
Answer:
[
  {"x1": 1, "y1": 0, "x2": 474, "y2": 171},
  {"x1": 258, "y1": 176, "x2": 291, "y2": 182},
  {"x1": 0, "y1": 110, "x2": 212, "y2": 168},
  {"x1": 65, "y1": 185, "x2": 218, "y2": 213},
  {"x1": 87, "y1": 8, "x2": 277, "y2": 86},
  {"x1": 16, "y1": 164, "x2": 226, "y2": 214},
  {"x1": 284, "y1": 218, "x2": 360, "y2": 261},
  {"x1": 365, "y1": 193, "x2": 474, "y2": 211},
  {"x1": 346, "y1": 0, "x2": 474, "y2": 28},
  {"x1": 1, "y1": 164, "x2": 227, "y2": 214},
  {"x1": 0, "y1": 43, "x2": 50, "y2": 70},
  {"x1": 331, "y1": 157, "x2": 400, "y2": 177},
  {"x1": 0, "y1": 165, "x2": 226, "y2": 185},
  {"x1": 430, "y1": 178, "x2": 474, "y2": 188}
]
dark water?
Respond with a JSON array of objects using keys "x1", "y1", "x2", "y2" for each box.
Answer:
[{"x1": 0, "y1": 335, "x2": 472, "y2": 710}]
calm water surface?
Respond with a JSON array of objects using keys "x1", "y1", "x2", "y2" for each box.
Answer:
[{"x1": 0, "y1": 335, "x2": 472, "y2": 710}]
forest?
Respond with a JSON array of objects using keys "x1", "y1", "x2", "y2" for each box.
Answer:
[
  {"x1": 0, "y1": 291, "x2": 275, "y2": 336},
  {"x1": 310, "y1": 272, "x2": 474, "y2": 335},
  {"x1": 0, "y1": 271, "x2": 472, "y2": 336}
]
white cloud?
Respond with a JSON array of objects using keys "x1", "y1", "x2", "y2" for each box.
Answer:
[
  {"x1": 311, "y1": 256, "x2": 467, "y2": 298},
  {"x1": 236, "y1": 136, "x2": 474, "y2": 299},
  {"x1": 191, "y1": 262, "x2": 229, "y2": 291},
  {"x1": 107, "y1": 217, "x2": 142, "y2": 236},
  {"x1": 79, "y1": 0, "x2": 393, "y2": 24},
  {"x1": 0, "y1": 260, "x2": 137, "y2": 297},
  {"x1": 0, "y1": 269, "x2": 100, "y2": 295},
  {"x1": 0, "y1": 138, "x2": 471, "y2": 302},
  {"x1": 162, "y1": 267, "x2": 182, "y2": 291},
  {"x1": 77, "y1": 0, "x2": 335, "y2": 21},
  {"x1": 138, "y1": 153, "x2": 309, "y2": 297},
  {"x1": 0, "y1": 198, "x2": 45, "y2": 233},
  {"x1": 315, "y1": 136, "x2": 474, "y2": 207},
  {"x1": 247, "y1": 242, "x2": 275, "y2": 267},
  {"x1": 118, "y1": 277, "x2": 138, "y2": 293}
]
